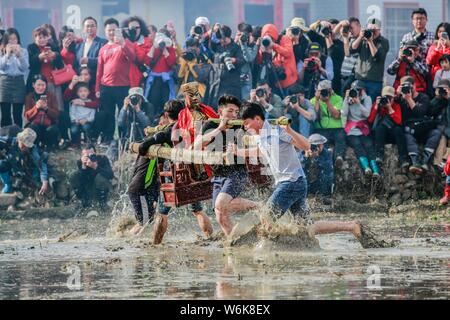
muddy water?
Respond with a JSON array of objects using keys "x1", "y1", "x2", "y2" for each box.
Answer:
[{"x1": 0, "y1": 210, "x2": 449, "y2": 300}]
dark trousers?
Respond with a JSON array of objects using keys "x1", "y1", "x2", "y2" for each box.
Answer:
[
  {"x1": 405, "y1": 128, "x2": 442, "y2": 155},
  {"x1": 346, "y1": 135, "x2": 376, "y2": 160},
  {"x1": 58, "y1": 109, "x2": 71, "y2": 140},
  {"x1": 128, "y1": 178, "x2": 160, "y2": 226},
  {"x1": 0, "y1": 102, "x2": 23, "y2": 127},
  {"x1": 28, "y1": 124, "x2": 59, "y2": 148},
  {"x1": 147, "y1": 77, "x2": 169, "y2": 126},
  {"x1": 69, "y1": 171, "x2": 111, "y2": 205},
  {"x1": 99, "y1": 85, "x2": 129, "y2": 142},
  {"x1": 70, "y1": 122, "x2": 93, "y2": 144},
  {"x1": 314, "y1": 128, "x2": 347, "y2": 159},
  {"x1": 374, "y1": 125, "x2": 409, "y2": 162}
]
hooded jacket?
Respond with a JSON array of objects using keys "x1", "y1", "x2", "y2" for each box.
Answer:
[{"x1": 257, "y1": 24, "x2": 298, "y2": 89}]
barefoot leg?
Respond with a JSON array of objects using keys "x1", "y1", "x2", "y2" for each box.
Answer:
[
  {"x1": 193, "y1": 211, "x2": 213, "y2": 237},
  {"x1": 152, "y1": 214, "x2": 168, "y2": 245},
  {"x1": 308, "y1": 220, "x2": 359, "y2": 238}
]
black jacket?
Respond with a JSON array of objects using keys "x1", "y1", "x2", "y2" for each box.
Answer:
[
  {"x1": 26, "y1": 42, "x2": 64, "y2": 92},
  {"x1": 76, "y1": 155, "x2": 114, "y2": 182}
]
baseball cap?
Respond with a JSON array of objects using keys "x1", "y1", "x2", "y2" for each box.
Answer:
[
  {"x1": 127, "y1": 87, "x2": 147, "y2": 102},
  {"x1": 381, "y1": 86, "x2": 396, "y2": 97},
  {"x1": 308, "y1": 42, "x2": 322, "y2": 53},
  {"x1": 351, "y1": 80, "x2": 366, "y2": 90},
  {"x1": 290, "y1": 17, "x2": 310, "y2": 32},
  {"x1": 404, "y1": 39, "x2": 419, "y2": 48},
  {"x1": 309, "y1": 134, "x2": 328, "y2": 145},
  {"x1": 317, "y1": 80, "x2": 332, "y2": 91},
  {"x1": 437, "y1": 79, "x2": 450, "y2": 88},
  {"x1": 367, "y1": 18, "x2": 382, "y2": 29},
  {"x1": 195, "y1": 17, "x2": 210, "y2": 27},
  {"x1": 17, "y1": 128, "x2": 37, "y2": 148}
]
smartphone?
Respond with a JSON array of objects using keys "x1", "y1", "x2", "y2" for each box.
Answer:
[
  {"x1": 442, "y1": 32, "x2": 449, "y2": 40},
  {"x1": 114, "y1": 28, "x2": 123, "y2": 39},
  {"x1": 40, "y1": 95, "x2": 47, "y2": 102},
  {"x1": 44, "y1": 46, "x2": 51, "y2": 52}
]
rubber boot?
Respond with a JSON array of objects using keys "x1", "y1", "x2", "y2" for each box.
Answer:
[
  {"x1": 0, "y1": 172, "x2": 12, "y2": 194},
  {"x1": 409, "y1": 154, "x2": 423, "y2": 175},
  {"x1": 359, "y1": 157, "x2": 372, "y2": 177},
  {"x1": 421, "y1": 150, "x2": 433, "y2": 172},
  {"x1": 370, "y1": 160, "x2": 381, "y2": 179},
  {"x1": 440, "y1": 185, "x2": 450, "y2": 205}
]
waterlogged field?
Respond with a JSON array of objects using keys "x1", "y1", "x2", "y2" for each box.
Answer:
[{"x1": 0, "y1": 206, "x2": 448, "y2": 300}]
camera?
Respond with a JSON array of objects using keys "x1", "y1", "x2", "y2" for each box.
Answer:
[
  {"x1": 182, "y1": 50, "x2": 196, "y2": 62},
  {"x1": 349, "y1": 89, "x2": 359, "y2": 98},
  {"x1": 240, "y1": 32, "x2": 249, "y2": 44},
  {"x1": 290, "y1": 27, "x2": 301, "y2": 36},
  {"x1": 289, "y1": 95, "x2": 298, "y2": 104},
  {"x1": 88, "y1": 153, "x2": 98, "y2": 162},
  {"x1": 401, "y1": 85, "x2": 412, "y2": 95},
  {"x1": 193, "y1": 25, "x2": 204, "y2": 35},
  {"x1": 128, "y1": 26, "x2": 138, "y2": 41},
  {"x1": 311, "y1": 144, "x2": 319, "y2": 152},
  {"x1": 403, "y1": 48, "x2": 413, "y2": 57},
  {"x1": 154, "y1": 33, "x2": 172, "y2": 50},
  {"x1": 320, "y1": 89, "x2": 330, "y2": 98},
  {"x1": 321, "y1": 27, "x2": 332, "y2": 37},
  {"x1": 275, "y1": 66, "x2": 287, "y2": 81},
  {"x1": 343, "y1": 25, "x2": 350, "y2": 34},
  {"x1": 129, "y1": 95, "x2": 141, "y2": 107},
  {"x1": 219, "y1": 52, "x2": 235, "y2": 71},
  {"x1": 442, "y1": 32, "x2": 449, "y2": 40},
  {"x1": 438, "y1": 87, "x2": 448, "y2": 97},
  {"x1": 255, "y1": 88, "x2": 266, "y2": 98},
  {"x1": 261, "y1": 36, "x2": 272, "y2": 47},
  {"x1": 363, "y1": 29, "x2": 373, "y2": 39},
  {"x1": 379, "y1": 96, "x2": 390, "y2": 107}
]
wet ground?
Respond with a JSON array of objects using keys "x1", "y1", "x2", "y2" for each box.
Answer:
[{"x1": 0, "y1": 206, "x2": 449, "y2": 300}]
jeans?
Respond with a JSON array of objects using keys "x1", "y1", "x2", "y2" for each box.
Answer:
[
  {"x1": 374, "y1": 124, "x2": 409, "y2": 162},
  {"x1": 70, "y1": 122, "x2": 93, "y2": 144},
  {"x1": 405, "y1": 127, "x2": 442, "y2": 155},
  {"x1": 360, "y1": 80, "x2": 383, "y2": 103},
  {"x1": 346, "y1": 135, "x2": 376, "y2": 160},
  {"x1": 267, "y1": 176, "x2": 310, "y2": 220},
  {"x1": 99, "y1": 85, "x2": 130, "y2": 142},
  {"x1": 313, "y1": 128, "x2": 347, "y2": 160},
  {"x1": 299, "y1": 116, "x2": 312, "y2": 138}
]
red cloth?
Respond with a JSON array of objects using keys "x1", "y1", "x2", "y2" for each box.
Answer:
[
  {"x1": 444, "y1": 155, "x2": 450, "y2": 176},
  {"x1": 95, "y1": 40, "x2": 136, "y2": 93},
  {"x1": 24, "y1": 92, "x2": 60, "y2": 126},
  {"x1": 368, "y1": 101, "x2": 402, "y2": 125},
  {"x1": 39, "y1": 47, "x2": 55, "y2": 83},
  {"x1": 344, "y1": 120, "x2": 370, "y2": 136},
  {"x1": 63, "y1": 86, "x2": 99, "y2": 109},
  {"x1": 60, "y1": 48, "x2": 75, "y2": 66},
  {"x1": 143, "y1": 46, "x2": 177, "y2": 73},
  {"x1": 129, "y1": 37, "x2": 152, "y2": 87},
  {"x1": 392, "y1": 62, "x2": 427, "y2": 93},
  {"x1": 426, "y1": 43, "x2": 450, "y2": 81},
  {"x1": 256, "y1": 24, "x2": 298, "y2": 89}
]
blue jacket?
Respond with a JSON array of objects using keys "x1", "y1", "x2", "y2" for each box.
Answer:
[{"x1": 74, "y1": 36, "x2": 108, "y2": 83}]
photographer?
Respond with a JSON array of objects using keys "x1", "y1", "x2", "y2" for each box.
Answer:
[
  {"x1": 235, "y1": 23, "x2": 257, "y2": 100},
  {"x1": 387, "y1": 40, "x2": 428, "y2": 93},
  {"x1": 368, "y1": 86, "x2": 409, "y2": 170},
  {"x1": 208, "y1": 25, "x2": 244, "y2": 106},
  {"x1": 429, "y1": 79, "x2": 450, "y2": 167},
  {"x1": 351, "y1": 18, "x2": 390, "y2": 102},
  {"x1": 177, "y1": 38, "x2": 212, "y2": 98},
  {"x1": 250, "y1": 80, "x2": 284, "y2": 119},
  {"x1": 335, "y1": 17, "x2": 361, "y2": 91},
  {"x1": 256, "y1": 23, "x2": 298, "y2": 95},
  {"x1": 185, "y1": 17, "x2": 214, "y2": 59},
  {"x1": 341, "y1": 81, "x2": 379, "y2": 178},
  {"x1": 397, "y1": 76, "x2": 440, "y2": 174},
  {"x1": 122, "y1": 16, "x2": 152, "y2": 88},
  {"x1": 0, "y1": 128, "x2": 49, "y2": 195},
  {"x1": 69, "y1": 144, "x2": 114, "y2": 211},
  {"x1": 304, "y1": 134, "x2": 334, "y2": 203},
  {"x1": 144, "y1": 31, "x2": 177, "y2": 125},
  {"x1": 311, "y1": 80, "x2": 346, "y2": 167},
  {"x1": 118, "y1": 87, "x2": 151, "y2": 144},
  {"x1": 283, "y1": 86, "x2": 316, "y2": 137},
  {"x1": 286, "y1": 18, "x2": 311, "y2": 64},
  {"x1": 298, "y1": 42, "x2": 334, "y2": 99}
]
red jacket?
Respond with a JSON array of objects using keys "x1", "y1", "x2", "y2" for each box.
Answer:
[
  {"x1": 95, "y1": 40, "x2": 136, "y2": 93},
  {"x1": 426, "y1": 43, "x2": 450, "y2": 81},
  {"x1": 368, "y1": 101, "x2": 402, "y2": 126},
  {"x1": 392, "y1": 61, "x2": 427, "y2": 93},
  {"x1": 143, "y1": 46, "x2": 177, "y2": 74},
  {"x1": 25, "y1": 92, "x2": 60, "y2": 127},
  {"x1": 61, "y1": 48, "x2": 75, "y2": 66},
  {"x1": 257, "y1": 24, "x2": 298, "y2": 89},
  {"x1": 445, "y1": 155, "x2": 450, "y2": 176},
  {"x1": 129, "y1": 36, "x2": 152, "y2": 87}
]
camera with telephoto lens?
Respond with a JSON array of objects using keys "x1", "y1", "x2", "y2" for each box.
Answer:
[
  {"x1": 291, "y1": 27, "x2": 301, "y2": 36},
  {"x1": 261, "y1": 36, "x2": 272, "y2": 47},
  {"x1": 379, "y1": 96, "x2": 390, "y2": 107},
  {"x1": 240, "y1": 32, "x2": 249, "y2": 44},
  {"x1": 256, "y1": 88, "x2": 266, "y2": 98},
  {"x1": 128, "y1": 26, "x2": 138, "y2": 41},
  {"x1": 129, "y1": 94, "x2": 141, "y2": 107},
  {"x1": 349, "y1": 89, "x2": 359, "y2": 98},
  {"x1": 401, "y1": 85, "x2": 412, "y2": 95},
  {"x1": 363, "y1": 29, "x2": 373, "y2": 39},
  {"x1": 88, "y1": 154, "x2": 98, "y2": 163},
  {"x1": 219, "y1": 52, "x2": 235, "y2": 71},
  {"x1": 193, "y1": 25, "x2": 204, "y2": 35},
  {"x1": 343, "y1": 25, "x2": 350, "y2": 34},
  {"x1": 304, "y1": 58, "x2": 318, "y2": 71},
  {"x1": 320, "y1": 89, "x2": 330, "y2": 98},
  {"x1": 438, "y1": 87, "x2": 448, "y2": 97},
  {"x1": 289, "y1": 95, "x2": 298, "y2": 104},
  {"x1": 403, "y1": 48, "x2": 413, "y2": 58},
  {"x1": 154, "y1": 33, "x2": 172, "y2": 50},
  {"x1": 182, "y1": 50, "x2": 196, "y2": 62},
  {"x1": 321, "y1": 26, "x2": 332, "y2": 37}
]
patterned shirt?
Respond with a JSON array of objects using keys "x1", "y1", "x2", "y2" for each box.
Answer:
[{"x1": 401, "y1": 30, "x2": 435, "y2": 64}]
